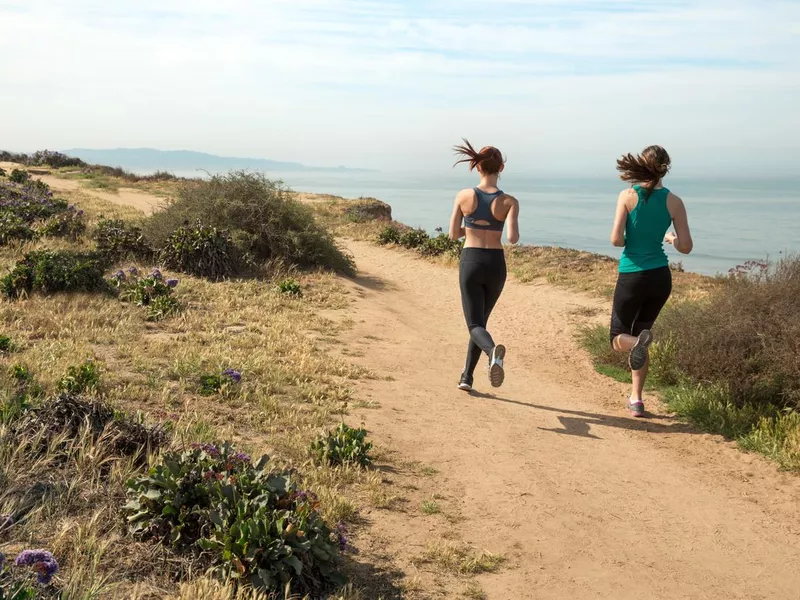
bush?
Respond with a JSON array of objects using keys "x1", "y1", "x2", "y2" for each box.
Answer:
[
  {"x1": 310, "y1": 423, "x2": 373, "y2": 468},
  {"x1": 56, "y1": 360, "x2": 100, "y2": 395},
  {"x1": 344, "y1": 199, "x2": 392, "y2": 223},
  {"x1": 143, "y1": 172, "x2": 354, "y2": 276},
  {"x1": 112, "y1": 268, "x2": 182, "y2": 321},
  {"x1": 93, "y1": 218, "x2": 153, "y2": 261},
  {"x1": 159, "y1": 221, "x2": 236, "y2": 280},
  {"x1": 1, "y1": 250, "x2": 107, "y2": 299},
  {"x1": 0, "y1": 335, "x2": 12, "y2": 353},
  {"x1": 655, "y1": 257, "x2": 800, "y2": 410},
  {"x1": 123, "y1": 442, "x2": 345, "y2": 595},
  {"x1": 419, "y1": 232, "x2": 462, "y2": 258},
  {"x1": 36, "y1": 211, "x2": 86, "y2": 240},
  {"x1": 7, "y1": 393, "x2": 168, "y2": 465},
  {"x1": 377, "y1": 225, "x2": 402, "y2": 245},
  {"x1": 399, "y1": 228, "x2": 429, "y2": 249},
  {"x1": 0, "y1": 213, "x2": 36, "y2": 246},
  {"x1": 275, "y1": 278, "x2": 302, "y2": 297},
  {"x1": 8, "y1": 170, "x2": 29, "y2": 185},
  {"x1": 27, "y1": 150, "x2": 85, "y2": 169},
  {"x1": 0, "y1": 181, "x2": 70, "y2": 223}
]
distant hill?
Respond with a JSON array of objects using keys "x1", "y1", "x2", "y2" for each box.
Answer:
[{"x1": 61, "y1": 148, "x2": 375, "y2": 174}]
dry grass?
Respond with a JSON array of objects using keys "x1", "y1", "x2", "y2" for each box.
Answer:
[
  {"x1": 0, "y1": 186, "x2": 399, "y2": 597},
  {"x1": 412, "y1": 542, "x2": 505, "y2": 576}
]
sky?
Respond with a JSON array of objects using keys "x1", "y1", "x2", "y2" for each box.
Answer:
[{"x1": 0, "y1": 0, "x2": 798, "y2": 175}]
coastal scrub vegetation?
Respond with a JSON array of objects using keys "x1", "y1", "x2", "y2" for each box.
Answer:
[
  {"x1": 580, "y1": 256, "x2": 800, "y2": 470},
  {"x1": 0, "y1": 159, "x2": 394, "y2": 598}
]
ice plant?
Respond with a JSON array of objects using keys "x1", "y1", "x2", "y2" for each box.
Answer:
[{"x1": 15, "y1": 549, "x2": 59, "y2": 585}]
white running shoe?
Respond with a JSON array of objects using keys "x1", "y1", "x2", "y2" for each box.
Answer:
[{"x1": 489, "y1": 345, "x2": 506, "y2": 388}]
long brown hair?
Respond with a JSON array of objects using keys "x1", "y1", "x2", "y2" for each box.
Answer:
[
  {"x1": 453, "y1": 139, "x2": 505, "y2": 175},
  {"x1": 616, "y1": 145, "x2": 671, "y2": 200}
]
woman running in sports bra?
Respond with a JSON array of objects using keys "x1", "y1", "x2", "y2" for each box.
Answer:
[
  {"x1": 609, "y1": 145, "x2": 693, "y2": 416},
  {"x1": 449, "y1": 139, "x2": 520, "y2": 391}
]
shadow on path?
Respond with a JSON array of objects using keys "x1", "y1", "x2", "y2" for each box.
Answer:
[{"x1": 468, "y1": 390, "x2": 696, "y2": 440}]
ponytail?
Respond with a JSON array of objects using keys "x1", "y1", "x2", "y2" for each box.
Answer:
[
  {"x1": 453, "y1": 139, "x2": 505, "y2": 175},
  {"x1": 616, "y1": 145, "x2": 671, "y2": 201}
]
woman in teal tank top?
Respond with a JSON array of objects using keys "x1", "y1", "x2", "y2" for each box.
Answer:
[{"x1": 608, "y1": 146, "x2": 694, "y2": 417}]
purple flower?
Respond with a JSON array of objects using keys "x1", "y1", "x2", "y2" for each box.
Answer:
[
  {"x1": 165, "y1": 278, "x2": 179, "y2": 288},
  {"x1": 335, "y1": 522, "x2": 348, "y2": 551},
  {"x1": 232, "y1": 452, "x2": 251, "y2": 463},
  {"x1": 111, "y1": 270, "x2": 126, "y2": 282},
  {"x1": 76, "y1": 209, "x2": 84, "y2": 217},
  {"x1": 127, "y1": 266, "x2": 139, "y2": 276},
  {"x1": 222, "y1": 368, "x2": 242, "y2": 384},
  {"x1": 15, "y1": 549, "x2": 59, "y2": 585},
  {"x1": 191, "y1": 442, "x2": 221, "y2": 458},
  {"x1": 150, "y1": 268, "x2": 163, "y2": 280}
]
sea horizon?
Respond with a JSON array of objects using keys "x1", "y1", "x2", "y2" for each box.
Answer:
[{"x1": 124, "y1": 166, "x2": 798, "y2": 277}]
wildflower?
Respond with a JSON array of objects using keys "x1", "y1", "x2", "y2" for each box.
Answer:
[
  {"x1": 15, "y1": 549, "x2": 59, "y2": 585},
  {"x1": 111, "y1": 270, "x2": 126, "y2": 282},
  {"x1": 150, "y1": 268, "x2": 163, "y2": 280},
  {"x1": 165, "y1": 278, "x2": 179, "y2": 288},
  {"x1": 127, "y1": 266, "x2": 139, "y2": 276},
  {"x1": 232, "y1": 452, "x2": 251, "y2": 463},
  {"x1": 335, "y1": 522, "x2": 348, "y2": 551},
  {"x1": 222, "y1": 368, "x2": 242, "y2": 384},
  {"x1": 192, "y1": 442, "x2": 221, "y2": 458},
  {"x1": 76, "y1": 209, "x2": 84, "y2": 217}
]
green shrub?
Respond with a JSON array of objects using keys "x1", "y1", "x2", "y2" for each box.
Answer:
[
  {"x1": 1, "y1": 250, "x2": 107, "y2": 299},
  {"x1": 8, "y1": 169, "x2": 30, "y2": 185},
  {"x1": 310, "y1": 423, "x2": 373, "y2": 468},
  {"x1": 113, "y1": 268, "x2": 182, "y2": 321},
  {"x1": 344, "y1": 200, "x2": 391, "y2": 223},
  {"x1": 92, "y1": 218, "x2": 153, "y2": 261},
  {"x1": 0, "y1": 335, "x2": 12, "y2": 353},
  {"x1": 123, "y1": 442, "x2": 345, "y2": 595},
  {"x1": 377, "y1": 225, "x2": 402, "y2": 245},
  {"x1": 0, "y1": 213, "x2": 35, "y2": 245},
  {"x1": 159, "y1": 221, "x2": 236, "y2": 280},
  {"x1": 36, "y1": 210, "x2": 86, "y2": 240},
  {"x1": 143, "y1": 172, "x2": 354, "y2": 276},
  {"x1": 57, "y1": 360, "x2": 100, "y2": 395},
  {"x1": 199, "y1": 369, "x2": 241, "y2": 396},
  {"x1": 399, "y1": 228, "x2": 429, "y2": 249},
  {"x1": 27, "y1": 150, "x2": 86, "y2": 168},
  {"x1": 275, "y1": 278, "x2": 302, "y2": 297},
  {"x1": 419, "y1": 232, "x2": 462, "y2": 258}
]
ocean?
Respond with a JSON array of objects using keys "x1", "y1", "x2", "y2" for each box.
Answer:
[{"x1": 168, "y1": 169, "x2": 800, "y2": 276}]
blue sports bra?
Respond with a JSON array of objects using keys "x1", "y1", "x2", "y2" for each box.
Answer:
[{"x1": 463, "y1": 188, "x2": 505, "y2": 232}]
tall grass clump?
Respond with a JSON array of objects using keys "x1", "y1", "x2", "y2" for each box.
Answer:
[{"x1": 143, "y1": 172, "x2": 355, "y2": 277}]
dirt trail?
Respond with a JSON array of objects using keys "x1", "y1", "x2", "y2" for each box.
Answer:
[
  {"x1": 337, "y1": 240, "x2": 800, "y2": 600},
  {"x1": 0, "y1": 162, "x2": 162, "y2": 215}
]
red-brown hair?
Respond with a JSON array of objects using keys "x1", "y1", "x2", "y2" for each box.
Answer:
[{"x1": 453, "y1": 139, "x2": 505, "y2": 175}]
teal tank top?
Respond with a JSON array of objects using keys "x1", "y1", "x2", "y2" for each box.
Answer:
[{"x1": 619, "y1": 185, "x2": 673, "y2": 273}]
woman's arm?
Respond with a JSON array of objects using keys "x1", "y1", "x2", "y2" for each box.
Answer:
[
  {"x1": 449, "y1": 193, "x2": 465, "y2": 241},
  {"x1": 666, "y1": 194, "x2": 693, "y2": 254},
  {"x1": 610, "y1": 190, "x2": 630, "y2": 247},
  {"x1": 506, "y1": 196, "x2": 520, "y2": 244}
]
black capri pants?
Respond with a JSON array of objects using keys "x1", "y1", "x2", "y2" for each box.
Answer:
[{"x1": 610, "y1": 265, "x2": 672, "y2": 344}]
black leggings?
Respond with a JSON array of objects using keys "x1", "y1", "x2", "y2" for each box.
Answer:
[
  {"x1": 459, "y1": 248, "x2": 507, "y2": 377},
  {"x1": 610, "y1": 266, "x2": 672, "y2": 344}
]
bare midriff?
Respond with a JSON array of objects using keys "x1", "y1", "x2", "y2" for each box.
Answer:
[{"x1": 463, "y1": 228, "x2": 504, "y2": 250}]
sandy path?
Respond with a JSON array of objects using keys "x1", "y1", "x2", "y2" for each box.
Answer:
[
  {"x1": 337, "y1": 240, "x2": 800, "y2": 599},
  {"x1": 0, "y1": 162, "x2": 162, "y2": 215}
]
